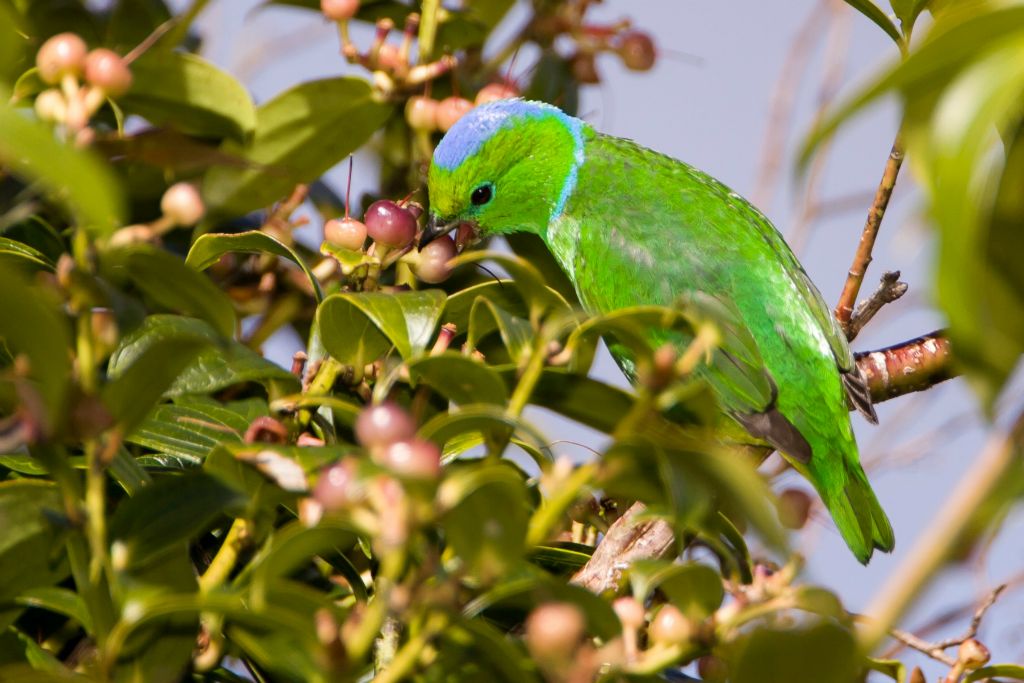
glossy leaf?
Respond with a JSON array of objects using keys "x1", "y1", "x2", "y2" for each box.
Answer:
[
  {"x1": 0, "y1": 102, "x2": 124, "y2": 236},
  {"x1": 0, "y1": 236, "x2": 53, "y2": 271},
  {"x1": 127, "y1": 397, "x2": 266, "y2": 463},
  {"x1": 187, "y1": 230, "x2": 323, "y2": 302},
  {"x1": 419, "y1": 404, "x2": 552, "y2": 463},
  {"x1": 317, "y1": 289, "x2": 446, "y2": 366},
  {"x1": 468, "y1": 297, "x2": 534, "y2": 363},
  {"x1": 13, "y1": 587, "x2": 91, "y2": 631},
  {"x1": 965, "y1": 664, "x2": 1024, "y2": 682},
  {"x1": 843, "y1": 0, "x2": 902, "y2": 43},
  {"x1": 408, "y1": 353, "x2": 508, "y2": 405},
  {"x1": 100, "y1": 246, "x2": 236, "y2": 338},
  {"x1": 0, "y1": 481, "x2": 67, "y2": 602},
  {"x1": 452, "y1": 251, "x2": 570, "y2": 324},
  {"x1": 441, "y1": 279, "x2": 528, "y2": 336},
  {"x1": 203, "y1": 77, "x2": 392, "y2": 217}
]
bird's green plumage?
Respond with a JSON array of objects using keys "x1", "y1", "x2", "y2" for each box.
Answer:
[{"x1": 427, "y1": 100, "x2": 894, "y2": 563}]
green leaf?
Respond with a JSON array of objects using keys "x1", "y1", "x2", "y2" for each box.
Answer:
[
  {"x1": 106, "y1": 0, "x2": 172, "y2": 52},
  {"x1": 109, "y1": 471, "x2": 244, "y2": 569},
  {"x1": 419, "y1": 404, "x2": 552, "y2": 464},
  {"x1": 14, "y1": 587, "x2": 91, "y2": 632},
  {"x1": 966, "y1": 664, "x2": 1024, "y2": 682},
  {"x1": 316, "y1": 289, "x2": 446, "y2": 366},
  {"x1": 0, "y1": 268, "x2": 72, "y2": 433},
  {"x1": 843, "y1": 0, "x2": 902, "y2": 43},
  {"x1": 0, "y1": 236, "x2": 53, "y2": 271},
  {"x1": 101, "y1": 331, "x2": 212, "y2": 435},
  {"x1": 108, "y1": 316, "x2": 297, "y2": 398},
  {"x1": 120, "y1": 51, "x2": 256, "y2": 142},
  {"x1": 0, "y1": 102, "x2": 125, "y2": 236},
  {"x1": 0, "y1": 481, "x2": 68, "y2": 603},
  {"x1": 441, "y1": 279, "x2": 528, "y2": 335},
  {"x1": 127, "y1": 397, "x2": 267, "y2": 462},
  {"x1": 100, "y1": 246, "x2": 236, "y2": 338},
  {"x1": 187, "y1": 230, "x2": 323, "y2": 302},
  {"x1": 468, "y1": 297, "x2": 534, "y2": 363},
  {"x1": 726, "y1": 621, "x2": 859, "y2": 683},
  {"x1": 452, "y1": 251, "x2": 570, "y2": 325},
  {"x1": 889, "y1": 0, "x2": 927, "y2": 28},
  {"x1": 498, "y1": 367, "x2": 634, "y2": 435},
  {"x1": 248, "y1": 519, "x2": 360, "y2": 597},
  {"x1": 866, "y1": 657, "x2": 906, "y2": 682},
  {"x1": 270, "y1": 394, "x2": 362, "y2": 426},
  {"x1": 408, "y1": 353, "x2": 508, "y2": 405},
  {"x1": 627, "y1": 560, "x2": 723, "y2": 619},
  {"x1": 203, "y1": 77, "x2": 392, "y2": 217}
]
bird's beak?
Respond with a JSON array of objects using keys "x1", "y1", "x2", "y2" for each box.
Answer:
[{"x1": 418, "y1": 214, "x2": 458, "y2": 250}]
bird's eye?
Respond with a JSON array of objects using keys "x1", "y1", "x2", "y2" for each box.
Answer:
[{"x1": 470, "y1": 183, "x2": 493, "y2": 206}]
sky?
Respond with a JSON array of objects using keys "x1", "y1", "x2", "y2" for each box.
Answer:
[{"x1": 188, "y1": 1, "x2": 1024, "y2": 678}]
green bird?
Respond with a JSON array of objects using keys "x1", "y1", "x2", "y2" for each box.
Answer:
[{"x1": 420, "y1": 99, "x2": 894, "y2": 563}]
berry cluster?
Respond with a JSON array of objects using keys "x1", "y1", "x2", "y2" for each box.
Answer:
[
  {"x1": 405, "y1": 80, "x2": 520, "y2": 134},
  {"x1": 33, "y1": 32, "x2": 133, "y2": 140},
  {"x1": 323, "y1": 196, "x2": 457, "y2": 285}
]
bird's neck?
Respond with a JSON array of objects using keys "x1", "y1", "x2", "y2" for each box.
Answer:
[{"x1": 542, "y1": 213, "x2": 582, "y2": 283}]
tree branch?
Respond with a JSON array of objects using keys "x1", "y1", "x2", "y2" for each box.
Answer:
[
  {"x1": 835, "y1": 134, "x2": 905, "y2": 333},
  {"x1": 846, "y1": 270, "x2": 908, "y2": 342},
  {"x1": 571, "y1": 330, "x2": 958, "y2": 594}
]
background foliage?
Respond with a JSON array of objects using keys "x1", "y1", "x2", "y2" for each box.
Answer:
[{"x1": 0, "y1": 1, "x2": 1022, "y2": 682}]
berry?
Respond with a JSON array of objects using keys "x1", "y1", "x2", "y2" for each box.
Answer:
[
  {"x1": 84, "y1": 48, "x2": 133, "y2": 97},
  {"x1": 364, "y1": 199, "x2": 417, "y2": 248},
  {"x1": 435, "y1": 96, "x2": 473, "y2": 132},
  {"x1": 324, "y1": 217, "x2": 367, "y2": 250},
  {"x1": 612, "y1": 597, "x2": 645, "y2": 630},
  {"x1": 34, "y1": 89, "x2": 66, "y2": 123},
  {"x1": 958, "y1": 639, "x2": 990, "y2": 669},
  {"x1": 475, "y1": 82, "x2": 519, "y2": 105},
  {"x1": 777, "y1": 488, "x2": 812, "y2": 529},
  {"x1": 377, "y1": 43, "x2": 404, "y2": 71},
  {"x1": 618, "y1": 31, "x2": 656, "y2": 71},
  {"x1": 314, "y1": 459, "x2": 360, "y2": 511},
  {"x1": 525, "y1": 602, "x2": 585, "y2": 662},
  {"x1": 380, "y1": 438, "x2": 442, "y2": 479},
  {"x1": 413, "y1": 234, "x2": 456, "y2": 283},
  {"x1": 355, "y1": 401, "x2": 416, "y2": 450},
  {"x1": 405, "y1": 96, "x2": 439, "y2": 132},
  {"x1": 649, "y1": 605, "x2": 693, "y2": 646},
  {"x1": 570, "y1": 52, "x2": 600, "y2": 84},
  {"x1": 160, "y1": 182, "x2": 205, "y2": 226},
  {"x1": 36, "y1": 33, "x2": 87, "y2": 84},
  {"x1": 321, "y1": 0, "x2": 360, "y2": 20}
]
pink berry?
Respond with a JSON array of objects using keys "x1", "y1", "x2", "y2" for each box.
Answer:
[
  {"x1": 321, "y1": 0, "x2": 360, "y2": 20},
  {"x1": 377, "y1": 43, "x2": 404, "y2": 71},
  {"x1": 324, "y1": 217, "x2": 367, "y2": 250},
  {"x1": 379, "y1": 438, "x2": 442, "y2": 479},
  {"x1": 612, "y1": 597, "x2": 645, "y2": 630},
  {"x1": 649, "y1": 605, "x2": 693, "y2": 645},
  {"x1": 525, "y1": 603, "x2": 585, "y2": 662},
  {"x1": 405, "y1": 96, "x2": 438, "y2": 132},
  {"x1": 160, "y1": 182, "x2": 204, "y2": 226},
  {"x1": 355, "y1": 401, "x2": 416, "y2": 449},
  {"x1": 475, "y1": 82, "x2": 519, "y2": 105},
  {"x1": 36, "y1": 33, "x2": 87, "y2": 84},
  {"x1": 314, "y1": 459, "x2": 360, "y2": 511},
  {"x1": 364, "y1": 199, "x2": 417, "y2": 248},
  {"x1": 435, "y1": 96, "x2": 473, "y2": 133},
  {"x1": 618, "y1": 31, "x2": 656, "y2": 71},
  {"x1": 413, "y1": 234, "x2": 456, "y2": 284},
  {"x1": 84, "y1": 48, "x2": 132, "y2": 97}
]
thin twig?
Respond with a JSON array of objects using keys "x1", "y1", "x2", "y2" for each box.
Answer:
[
  {"x1": 835, "y1": 133, "x2": 905, "y2": 333},
  {"x1": 846, "y1": 270, "x2": 908, "y2": 341},
  {"x1": 887, "y1": 627, "x2": 958, "y2": 667}
]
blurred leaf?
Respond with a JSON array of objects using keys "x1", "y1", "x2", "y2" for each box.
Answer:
[
  {"x1": 109, "y1": 471, "x2": 243, "y2": 569},
  {"x1": 525, "y1": 49, "x2": 579, "y2": 117},
  {"x1": 442, "y1": 279, "x2": 528, "y2": 335},
  {"x1": 270, "y1": 393, "x2": 362, "y2": 426},
  {"x1": 505, "y1": 233, "x2": 579, "y2": 306},
  {"x1": 0, "y1": 101, "x2": 125, "y2": 236},
  {"x1": 249, "y1": 519, "x2": 359, "y2": 596},
  {"x1": 843, "y1": 0, "x2": 902, "y2": 43},
  {"x1": 420, "y1": 404, "x2": 552, "y2": 464},
  {"x1": 317, "y1": 289, "x2": 446, "y2": 366},
  {"x1": 101, "y1": 246, "x2": 236, "y2": 337},
  {"x1": 0, "y1": 236, "x2": 53, "y2": 271},
  {"x1": 628, "y1": 560, "x2": 723, "y2": 619},
  {"x1": 499, "y1": 367, "x2": 634, "y2": 435},
  {"x1": 528, "y1": 544, "x2": 592, "y2": 575},
  {"x1": 93, "y1": 129, "x2": 252, "y2": 175},
  {"x1": 408, "y1": 353, "x2": 508, "y2": 405},
  {"x1": 468, "y1": 297, "x2": 534, "y2": 363},
  {"x1": 187, "y1": 230, "x2": 323, "y2": 302},
  {"x1": 108, "y1": 316, "x2": 296, "y2": 398},
  {"x1": 0, "y1": 268, "x2": 72, "y2": 433},
  {"x1": 889, "y1": 0, "x2": 927, "y2": 29},
  {"x1": 965, "y1": 664, "x2": 1024, "y2": 682},
  {"x1": 866, "y1": 657, "x2": 906, "y2": 682},
  {"x1": 120, "y1": 51, "x2": 256, "y2": 142},
  {"x1": 452, "y1": 251, "x2": 571, "y2": 324},
  {"x1": 101, "y1": 331, "x2": 212, "y2": 435},
  {"x1": 726, "y1": 621, "x2": 859, "y2": 683},
  {"x1": 106, "y1": 0, "x2": 171, "y2": 51},
  {"x1": 13, "y1": 587, "x2": 91, "y2": 632},
  {"x1": 203, "y1": 77, "x2": 392, "y2": 217},
  {"x1": 0, "y1": 3, "x2": 29, "y2": 85},
  {"x1": 0, "y1": 481, "x2": 67, "y2": 602}
]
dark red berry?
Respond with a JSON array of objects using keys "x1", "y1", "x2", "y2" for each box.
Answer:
[
  {"x1": 355, "y1": 401, "x2": 416, "y2": 449},
  {"x1": 364, "y1": 199, "x2": 417, "y2": 248},
  {"x1": 618, "y1": 31, "x2": 656, "y2": 71}
]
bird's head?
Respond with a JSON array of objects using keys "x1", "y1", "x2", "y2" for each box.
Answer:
[{"x1": 420, "y1": 99, "x2": 586, "y2": 251}]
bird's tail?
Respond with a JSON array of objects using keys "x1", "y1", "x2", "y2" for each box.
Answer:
[{"x1": 821, "y1": 460, "x2": 895, "y2": 564}]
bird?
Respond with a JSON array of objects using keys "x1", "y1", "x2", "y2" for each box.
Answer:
[{"x1": 419, "y1": 99, "x2": 894, "y2": 563}]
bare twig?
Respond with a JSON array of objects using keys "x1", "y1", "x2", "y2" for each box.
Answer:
[
  {"x1": 570, "y1": 503, "x2": 675, "y2": 594},
  {"x1": 855, "y1": 330, "x2": 954, "y2": 403},
  {"x1": 835, "y1": 133, "x2": 905, "y2": 333},
  {"x1": 887, "y1": 627, "x2": 958, "y2": 667},
  {"x1": 846, "y1": 270, "x2": 909, "y2": 341}
]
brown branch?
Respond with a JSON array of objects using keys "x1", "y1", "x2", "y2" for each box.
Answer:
[
  {"x1": 846, "y1": 270, "x2": 908, "y2": 342},
  {"x1": 855, "y1": 330, "x2": 954, "y2": 403},
  {"x1": 835, "y1": 134, "x2": 905, "y2": 334},
  {"x1": 571, "y1": 331, "x2": 958, "y2": 595}
]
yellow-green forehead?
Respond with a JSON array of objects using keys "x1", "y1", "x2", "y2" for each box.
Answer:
[{"x1": 427, "y1": 126, "x2": 522, "y2": 215}]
